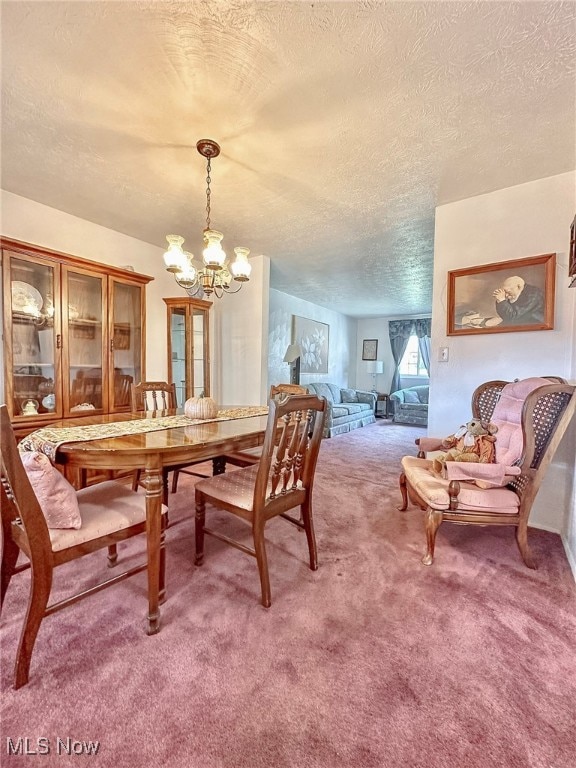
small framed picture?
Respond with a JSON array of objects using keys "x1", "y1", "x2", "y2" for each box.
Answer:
[
  {"x1": 447, "y1": 253, "x2": 556, "y2": 335},
  {"x1": 362, "y1": 339, "x2": 378, "y2": 360}
]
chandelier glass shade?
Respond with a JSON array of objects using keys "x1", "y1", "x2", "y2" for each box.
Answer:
[{"x1": 163, "y1": 139, "x2": 252, "y2": 298}]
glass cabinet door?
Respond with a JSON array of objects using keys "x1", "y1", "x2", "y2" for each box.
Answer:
[
  {"x1": 169, "y1": 307, "x2": 187, "y2": 407},
  {"x1": 191, "y1": 306, "x2": 207, "y2": 398},
  {"x1": 110, "y1": 278, "x2": 144, "y2": 410},
  {"x1": 165, "y1": 298, "x2": 211, "y2": 408},
  {"x1": 6, "y1": 253, "x2": 61, "y2": 420},
  {"x1": 63, "y1": 266, "x2": 106, "y2": 414}
]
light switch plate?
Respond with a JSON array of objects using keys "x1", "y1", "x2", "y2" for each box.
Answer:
[{"x1": 439, "y1": 346, "x2": 449, "y2": 362}]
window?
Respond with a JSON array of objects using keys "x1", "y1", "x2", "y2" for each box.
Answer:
[{"x1": 399, "y1": 334, "x2": 428, "y2": 376}]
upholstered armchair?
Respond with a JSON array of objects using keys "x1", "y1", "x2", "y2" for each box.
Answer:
[{"x1": 398, "y1": 377, "x2": 575, "y2": 567}]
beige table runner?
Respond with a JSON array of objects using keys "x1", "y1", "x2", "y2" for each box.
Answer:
[{"x1": 19, "y1": 406, "x2": 269, "y2": 462}]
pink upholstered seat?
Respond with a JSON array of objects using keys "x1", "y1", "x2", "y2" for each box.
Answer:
[{"x1": 398, "y1": 378, "x2": 576, "y2": 567}]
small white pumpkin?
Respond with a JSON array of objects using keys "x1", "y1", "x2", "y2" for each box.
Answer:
[{"x1": 185, "y1": 395, "x2": 218, "y2": 420}]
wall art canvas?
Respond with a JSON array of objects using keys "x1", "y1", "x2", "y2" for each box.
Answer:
[
  {"x1": 447, "y1": 253, "x2": 555, "y2": 335},
  {"x1": 292, "y1": 316, "x2": 329, "y2": 374}
]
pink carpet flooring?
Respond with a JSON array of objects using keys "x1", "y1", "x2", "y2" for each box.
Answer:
[{"x1": 1, "y1": 421, "x2": 575, "y2": 767}]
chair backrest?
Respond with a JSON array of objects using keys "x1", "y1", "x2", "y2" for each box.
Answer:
[
  {"x1": 70, "y1": 368, "x2": 103, "y2": 408},
  {"x1": 507, "y1": 381, "x2": 575, "y2": 511},
  {"x1": 471, "y1": 376, "x2": 567, "y2": 424},
  {"x1": 269, "y1": 383, "x2": 307, "y2": 400},
  {"x1": 131, "y1": 381, "x2": 177, "y2": 411},
  {"x1": 252, "y1": 394, "x2": 326, "y2": 517},
  {"x1": 115, "y1": 373, "x2": 134, "y2": 408},
  {"x1": 0, "y1": 405, "x2": 52, "y2": 565},
  {"x1": 471, "y1": 377, "x2": 568, "y2": 467}
]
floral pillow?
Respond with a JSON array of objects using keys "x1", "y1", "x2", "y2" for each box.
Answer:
[
  {"x1": 403, "y1": 390, "x2": 421, "y2": 404},
  {"x1": 341, "y1": 388, "x2": 359, "y2": 403},
  {"x1": 20, "y1": 451, "x2": 82, "y2": 529}
]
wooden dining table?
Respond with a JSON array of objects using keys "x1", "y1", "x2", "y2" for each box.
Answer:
[{"x1": 40, "y1": 409, "x2": 270, "y2": 635}]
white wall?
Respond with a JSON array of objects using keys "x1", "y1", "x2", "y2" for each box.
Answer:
[
  {"x1": 1, "y1": 190, "x2": 271, "y2": 407},
  {"x1": 431, "y1": 172, "x2": 576, "y2": 552},
  {"x1": 213, "y1": 255, "x2": 270, "y2": 406},
  {"x1": 268, "y1": 289, "x2": 356, "y2": 390}
]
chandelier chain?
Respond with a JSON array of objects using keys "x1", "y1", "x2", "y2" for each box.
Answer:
[
  {"x1": 163, "y1": 138, "x2": 251, "y2": 298},
  {"x1": 205, "y1": 157, "x2": 212, "y2": 230}
]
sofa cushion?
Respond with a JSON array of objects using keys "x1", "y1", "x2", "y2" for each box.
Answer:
[
  {"x1": 340, "y1": 388, "x2": 359, "y2": 403},
  {"x1": 341, "y1": 403, "x2": 372, "y2": 415},
  {"x1": 403, "y1": 389, "x2": 421, "y2": 404},
  {"x1": 307, "y1": 383, "x2": 343, "y2": 404},
  {"x1": 398, "y1": 403, "x2": 428, "y2": 412}
]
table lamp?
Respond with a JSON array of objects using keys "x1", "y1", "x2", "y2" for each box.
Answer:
[
  {"x1": 283, "y1": 343, "x2": 301, "y2": 385},
  {"x1": 365, "y1": 360, "x2": 384, "y2": 392}
]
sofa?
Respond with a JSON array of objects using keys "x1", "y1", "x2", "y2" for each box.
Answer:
[
  {"x1": 306, "y1": 383, "x2": 376, "y2": 438},
  {"x1": 389, "y1": 385, "x2": 429, "y2": 426}
]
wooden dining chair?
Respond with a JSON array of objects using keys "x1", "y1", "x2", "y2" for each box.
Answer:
[
  {"x1": 194, "y1": 393, "x2": 326, "y2": 607},
  {"x1": 0, "y1": 404, "x2": 167, "y2": 689},
  {"x1": 130, "y1": 381, "x2": 209, "y2": 503},
  {"x1": 222, "y1": 383, "x2": 309, "y2": 469}
]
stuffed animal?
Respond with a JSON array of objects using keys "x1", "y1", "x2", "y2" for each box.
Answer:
[{"x1": 432, "y1": 419, "x2": 498, "y2": 476}]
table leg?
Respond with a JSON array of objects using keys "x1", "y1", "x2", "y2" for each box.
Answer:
[{"x1": 144, "y1": 458, "x2": 163, "y2": 635}]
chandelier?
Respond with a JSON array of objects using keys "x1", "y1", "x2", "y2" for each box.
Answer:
[{"x1": 163, "y1": 139, "x2": 251, "y2": 298}]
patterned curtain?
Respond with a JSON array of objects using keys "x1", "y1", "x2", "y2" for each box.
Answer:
[
  {"x1": 388, "y1": 319, "x2": 414, "y2": 394},
  {"x1": 414, "y1": 318, "x2": 431, "y2": 376}
]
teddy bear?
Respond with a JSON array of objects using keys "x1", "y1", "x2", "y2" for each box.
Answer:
[{"x1": 431, "y1": 418, "x2": 498, "y2": 476}]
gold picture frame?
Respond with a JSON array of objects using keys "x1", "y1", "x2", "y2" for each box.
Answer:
[{"x1": 447, "y1": 253, "x2": 555, "y2": 335}]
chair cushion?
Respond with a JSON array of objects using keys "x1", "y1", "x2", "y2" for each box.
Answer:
[
  {"x1": 492, "y1": 377, "x2": 550, "y2": 465},
  {"x1": 49, "y1": 481, "x2": 167, "y2": 552},
  {"x1": 21, "y1": 451, "x2": 82, "y2": 529},
  {"x1": 196, "y1": 465, "x2": 306, "y2": 512},
  {"x1": 401, "y1": 456, "x2": 519, "y2": 513}
]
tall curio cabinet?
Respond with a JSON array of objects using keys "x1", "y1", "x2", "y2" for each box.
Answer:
[
  {"x1": 2, "y1": 238, "x2": 152, "y2": 436},
  {"x1": 164, "y1": 297, "x2": 211, "y2": 408}
]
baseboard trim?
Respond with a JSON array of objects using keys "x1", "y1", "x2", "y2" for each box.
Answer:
[
  {"x1": 530, "y1": 522, "x2": 576, "y2": 583},
  {"x1": 561, "y1": 533, "x2": 576, "y2": 583},
  {"x1": 529, "y1": 521, "x2": 560, "y2": 534}
]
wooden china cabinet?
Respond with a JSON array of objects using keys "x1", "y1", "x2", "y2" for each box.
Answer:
[
  {"x1": 2, "y1": 238, "x2": 153, "y2": 439},
  {"x1": 163, "y1": 297, "x2": 211, "y2": 408}
]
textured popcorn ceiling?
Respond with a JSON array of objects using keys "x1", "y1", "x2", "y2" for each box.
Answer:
[{"x1": 2, "y1": 1, "x2": 575, "y2": 317}]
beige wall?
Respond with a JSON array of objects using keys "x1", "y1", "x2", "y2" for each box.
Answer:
[{"x1": 432, "y1": 172, "x2": 576, "y2": 571}]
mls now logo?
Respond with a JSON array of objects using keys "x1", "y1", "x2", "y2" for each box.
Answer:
[{"x1": 6, "y1": 737, "x2": 100, "y2": 756}]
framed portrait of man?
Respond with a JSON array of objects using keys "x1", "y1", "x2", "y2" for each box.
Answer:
[{"x1": 447, "y1": 253, "x2": 556, "y2": 335}]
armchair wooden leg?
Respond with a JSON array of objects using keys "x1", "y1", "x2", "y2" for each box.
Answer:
[
  {"x1": 516, "y1": 522, "x2": 537, "y2": 569},
  {"x1": 422, "y1": 508, "x2": 443, "y2": 566},
  {"x1": 253, "y1": 521, "x2": 271, "y2": 608},
  {"x1": 171, "y1": 469, "x2": 180, "y2": 495},
  {"x1": 194, "y1": 494, "x2": 206, "y2": 566},
  {"x1": 398, "y1": 472, "x2": 409, "y2": 511},
  {"x1": 132, "y1": 469, "x2": 141, "y2": 493},
  {"x1": 15, "y1": 564, "x2": 53, "y2": 689}
]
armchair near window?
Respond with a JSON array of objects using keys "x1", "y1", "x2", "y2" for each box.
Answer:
[{"x1": 398, "y1": 377, "x2": 575, "y2": 567}]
